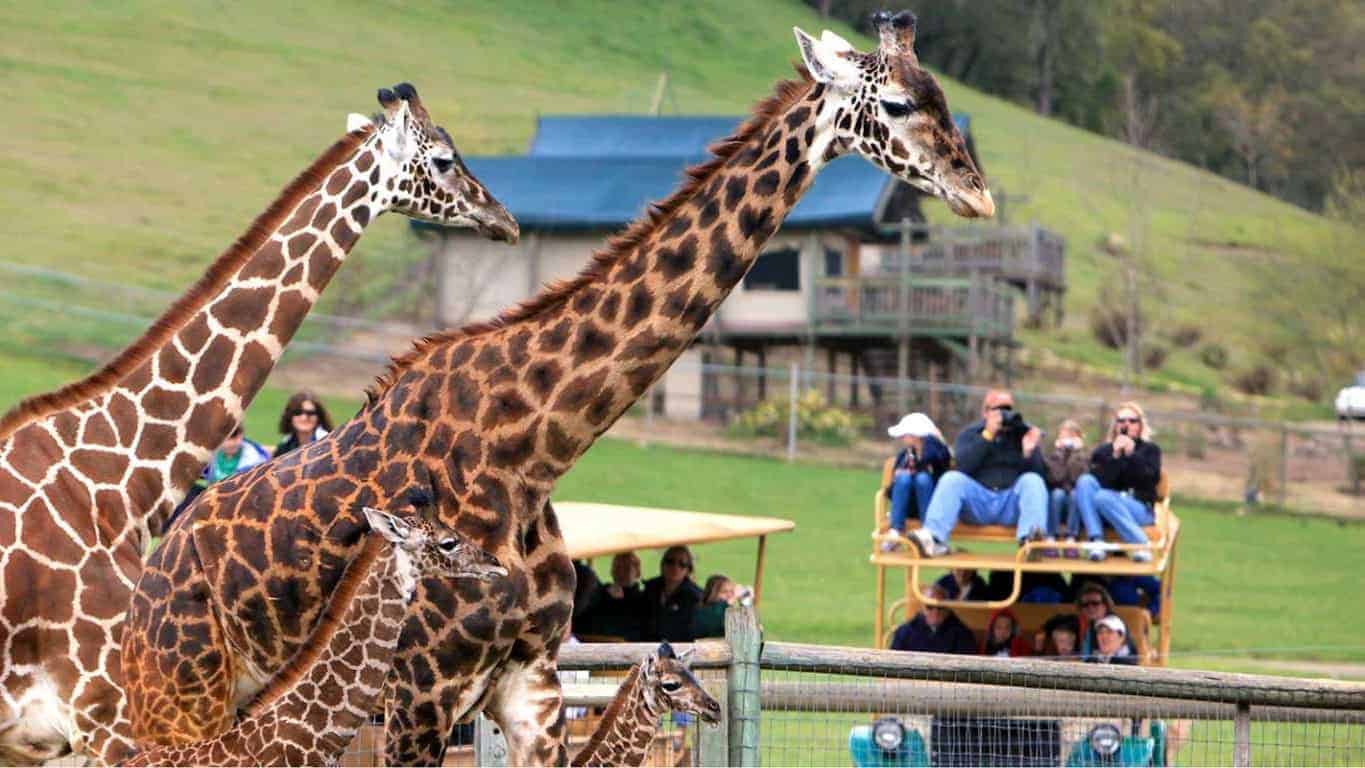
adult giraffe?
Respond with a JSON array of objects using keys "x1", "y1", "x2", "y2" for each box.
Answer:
[
  {"x1": 0, "y1": 84, "x2": 515, "y2": 764},
  {"x1": 122, "y1": 12, "x2": 991, "y2": 766}
]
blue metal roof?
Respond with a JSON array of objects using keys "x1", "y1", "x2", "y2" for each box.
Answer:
[{"x1": 426, "y1": 114, "x2": 970, "y2": 233}]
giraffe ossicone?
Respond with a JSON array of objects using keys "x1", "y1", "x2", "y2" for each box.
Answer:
[
  {"x1": 0, "y1": 81, "x2": 517, "y2": 765},
  {"x1": 120, "y1": 12, "x2": 989, "y2": 767},
  {"x1": 120, "y1": 505, "x2": 502, "y2": 767}
]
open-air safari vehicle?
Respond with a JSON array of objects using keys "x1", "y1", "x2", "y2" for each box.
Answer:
[{"x1": 851, "y1": 476, "x2": 1181, "y2": 767}]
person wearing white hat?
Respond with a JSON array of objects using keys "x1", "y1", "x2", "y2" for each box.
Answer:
[
  {"x1": 1085, "y1": 613, "x2": 1137, "y2": 665},
  {"x1": 881, "y1": 413, "x2": 951, "y2": 548}
]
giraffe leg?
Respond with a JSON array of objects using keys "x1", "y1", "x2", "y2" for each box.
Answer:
[
  {"x1": 383, "y1": 678, "x2": 462, "y2": 767},
  {"x1": 484, "y1": 652, "x2": 567, "y2": 768}
]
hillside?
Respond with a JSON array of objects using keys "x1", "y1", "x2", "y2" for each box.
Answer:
[{"x1": 0, "y1": 0, "x2": 1349, "y2": 412}]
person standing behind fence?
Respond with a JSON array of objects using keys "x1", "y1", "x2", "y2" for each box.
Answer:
[
  {"x1": 881, "y1": 413, "x2": 951, "y2": 550},
  {"x1": 908, "y1": 390, "x2": 1048, "y2": 558},
  {"x1": 642, "y1": 546, "x2": 703, "y2": 643},
  {"x1": 1074, "y1": 402, "x2": 1161, "y2": 562},
  {"x1": 585, "y1": 552, "x2": 646, "y2": 640},
  {"x1": 1044, "y1": 419, "x2": 1089, "y2": 555},
  {"x1": 274, "y1": 391, "x2": 334, "y2": 457},
  {"x1": 890, "y1": 583, "x2": 977, "y2": 654}
]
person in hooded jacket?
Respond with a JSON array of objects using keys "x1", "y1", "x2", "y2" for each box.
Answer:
[
  {"x1": 890, "y1": 583, "x2": 977, "y2": 655},
  {"x1": 1074, "y1": 401, "x2": 1162, "y2": 562},
  {"x1": 881, "y1": 412, "x2": 952, "y2": 548},
  {"x1": 981, "y1": 608, "x2": 1031, "y2": 657}
]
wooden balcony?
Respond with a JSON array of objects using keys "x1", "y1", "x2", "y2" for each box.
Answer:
[{"x1": 810, "y1": 274, "x2": 1015, "y2": 341}]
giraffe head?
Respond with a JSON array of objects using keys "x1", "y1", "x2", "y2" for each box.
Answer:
[
  {"x1": 351, "y1": 82, "x2": 519, "y2": 242},
  {"x1": 643, "y1": 642, "x2": 721, "y2": 725},
  {"x1": 361, "y1": 505, "x2": 507, "y2": 588},
  {"x1": 793, "y1": 11, "x2": 994, "y2": 218}
]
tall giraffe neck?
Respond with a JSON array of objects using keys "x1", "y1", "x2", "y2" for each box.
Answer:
[
  {"x1": 1, "y1": 126, "x2": 388, "y2": 529},
  {"x1": 242, "y1": 533, "x2": 409, "y2": 757},
  {"x1": 570, "y1": 664, "x2": 662, "y2": 767}
]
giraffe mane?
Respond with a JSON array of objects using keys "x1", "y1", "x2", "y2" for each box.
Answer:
[
  {"x1": 571, "y1": 662, "x2": 644, "y2": 765},
  {"x1": 366, "y1": 67, "x2": 817, "y2": 403},
  {"x1": 0, "y1": 125, "x2": 376, "y2": 442},
  {"x1": 242, "y1": 531, "x2": 387, "y2": 716}
]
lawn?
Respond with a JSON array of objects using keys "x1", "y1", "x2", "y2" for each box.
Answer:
[
  {"x1": 557, "y1": 438, "x2": 1365, "y2": 665},
  {"x1": 0, "y1": 0, "x2": 1349, "y2": 402}
]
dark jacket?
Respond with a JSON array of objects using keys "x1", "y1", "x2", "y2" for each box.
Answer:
[
  {"x1": 981, "y1": 608, "x2": 1032, "y2": 657},
  {"x1": 890, "y1": 611, "x2": 977, "y2": 655},
  {"x1": 934, "y1": 572, "x2": 990, "y2": 602},
  {"x1": 1044, "y1": 445, "x2": 1090, "y2": 491},
  {"x1": 1090, "y1": 440, "x2": 1162, "y2": 504},
  {"x1": 953, "y1": 419, "x2": 1047, "y2": 491},
  {"x1": 691, "y1": 601, "x2": 728, "y2": 639},
  {"x1": 584, "y1": 582, "x2": 645, "y2": 641},
  {"x1": 894, "y1": 436, "x2": 952, "y2": 481},
  {"x1": 1085, "y1": 653, "x2": 1138, "y2": 666},
  {"x1": 641, "y1": 576, "x2": 703, "y2": 643}
]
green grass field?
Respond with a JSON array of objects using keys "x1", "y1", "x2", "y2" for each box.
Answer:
[
  {"x1": 557, "y1": 438, "x2": 1365, "y2": 666},
  {"x1": 0, "y1": 0, "x2": 1349, "y2": 401}
]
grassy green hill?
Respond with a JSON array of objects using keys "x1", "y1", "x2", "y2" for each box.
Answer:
[{"x1": 0, "y1": 0, "x2": 1347, "y2": 413}]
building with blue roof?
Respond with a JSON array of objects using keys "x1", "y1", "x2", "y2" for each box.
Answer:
[{"x1": 420, "y1": 114, "x2": 1062, "y2": 420}]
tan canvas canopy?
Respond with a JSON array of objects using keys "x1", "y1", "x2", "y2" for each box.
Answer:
[{"x1": 554, "y1": 502, "x2": 795, "y2": 606}]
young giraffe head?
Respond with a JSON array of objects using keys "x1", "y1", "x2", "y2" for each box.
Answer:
[
  {"x1": 794, "y1": 11, "x2": 994, "y2": 218},
  {"x1": 643, "y1": 642, "x2": 721, "y2": 725},
  {"x1": 353, "y1": 82, "x2": 519, "y2": 242},
  {"x1": 361, "y1": 504, "x2": 507, "y2": 592}
]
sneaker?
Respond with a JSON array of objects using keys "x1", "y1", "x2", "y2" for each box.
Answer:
[
  {"x1": 1085, "y1": 541, "x2": 1108, "y2": 562},
  {"x1": 879, "y1": 538, "x2": 902, "y2": 553},
  {"x1": 908, "y1": 527, "x2": 949, "y2": 558},
  {"x1": 1021, "y1": 530, "x2": 1047, "y2": 562},
  {"x1": 1130, "y1": 549, "x2": 1153, "y2": 563},
  {"x1": 1041, "y1": 536, "x2": 1060, "y2": 559},
  {"x1": 1063, "y1": 537, "x2": 1080, "y2": 560}
]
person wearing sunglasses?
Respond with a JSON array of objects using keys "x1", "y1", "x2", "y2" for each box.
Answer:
[
  {"x1": 889, "y1": 582, "x2": 977, "y2": 655},
  {"x1": 1073, "y1": 401, "x2": 1162, "y2": 562},
  {"x1": 1075, "y1": 581, "x2": 1136, "y2": 657},
  {"x1": 274, "y1": 391, "x2": 334, "y2": 458},
  {"x1": 908, "y1": 390, "x2": 1049, "y2": 559},
  {"x1": 641, "y1": 546, "x2": 703, "y2": 643}
]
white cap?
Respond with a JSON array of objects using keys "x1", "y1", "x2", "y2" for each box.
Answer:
[
  {"x1": 1095, "y1": 614, "x2": 1127, "y2": 636},
  {"x1": 888, "y1": 412, "x2": 939, "y2": 439}
]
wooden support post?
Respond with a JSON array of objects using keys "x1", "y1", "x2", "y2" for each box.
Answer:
[
  {"x1": 756, "y1": 346, "x2": 768, "y2": 401},
  {"x1": 474, "y1": 714, "x2": 507, "y2": 767},
  {"x1": 752, "y1": 535, "x2": 768, "y2": 607},
  {"x1": 850, "y1": 351, "x2": 861, "y2": 408},
  {"x1": 896, "y1": 338, "x2": 910, "y2": 415},
  {"x1": 1234, "y1": 701, "x2": 1252, "y2": 767},
  {"x1": 826, "y1": 345, "x2": 837, "y2": 402},
  {"x1": 735, "y1": 347, "x2": 746, "y2": 409},
  {"x1": 1278, "y1": 424, "x2": 1289, "y2": 508},
  {"x1": 726, "y1": 605, "x2": 762, "y2": 768}
]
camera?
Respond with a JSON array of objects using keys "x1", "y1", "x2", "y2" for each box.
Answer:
[{"x1": 999, "y1": 409, "x2": 1031, "y2": 438}]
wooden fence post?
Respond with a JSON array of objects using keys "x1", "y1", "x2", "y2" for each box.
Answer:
[
  {"x1": 1278, "y1": 425, "x2": 1289, "y2": 508},
  {"x1": 726, "y1": 605, "x2": 762, "y2": 768},
  {"x1": 1233, "y1": 701, "x2": 1252, "y2": 767},
  {"x1": 474, "y1": 713, "x2": 507, "y2": 767}
]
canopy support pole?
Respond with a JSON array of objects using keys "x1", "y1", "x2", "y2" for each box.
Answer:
[{"x1": 752, "y1": 535, "x2": 768, "y2": 607}]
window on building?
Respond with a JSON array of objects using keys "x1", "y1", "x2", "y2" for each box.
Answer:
[
  {"x1": 744, "y1": 247, "x2": 800, "y2": 291},
  {"x1": 824, "y1": 247, "x2": 844, "y2": 277}
]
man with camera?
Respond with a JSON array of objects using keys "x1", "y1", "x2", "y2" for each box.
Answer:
[{"x1": 908, "y1": 390, "x2": 1049, "y2": 558}]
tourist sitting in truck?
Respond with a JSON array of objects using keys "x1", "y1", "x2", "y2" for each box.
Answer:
[
  {"x1": 890, "y1": 583, "x2": 977, "y2": 655},
  {"x1": 1043, "y1": 418, "x2": 1089, "y2": 554},
  {"x1": 1085, "y1": 614, "x2": 1138, "y2": 665},
  {"x1": 881, "y1": 412, "x2": 951, "y2": 549},
  {"x1": 1075, "y1": 401, "x2": 1162, "y2": 562}
]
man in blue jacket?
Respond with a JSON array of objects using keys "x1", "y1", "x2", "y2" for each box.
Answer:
[{"x1": 908, "y1": 390, "x2": 1048, "y2": 558}]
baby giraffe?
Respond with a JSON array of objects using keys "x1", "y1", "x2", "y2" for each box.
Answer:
[
  {"x1": 121, "y1": 505, "x2": 505, "y2": 767},
  {"x1": 571, "y1": 642, "x2": 722, "y2": 767}
]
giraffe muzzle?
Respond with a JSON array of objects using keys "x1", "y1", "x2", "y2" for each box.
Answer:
[
  {"x1": 476, "y1": 204, "x2": 520, "y2": 245},
  {"x1": 947, "y1": 187, "x2": 995, "y2": 219}
]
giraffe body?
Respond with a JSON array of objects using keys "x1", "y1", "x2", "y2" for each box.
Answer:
[
  {"x1": 0, "y1": 84, "x2": 515, "y2": 764},
  {"x1": 120, "y1": 506, "x2": 506, "y2": 767},
  {"x1": 120, "y1": 14, "x2": 989, "y2": 766},
  {"x1": 570, "y1": 643, "x2": 720, "y2": 768}
]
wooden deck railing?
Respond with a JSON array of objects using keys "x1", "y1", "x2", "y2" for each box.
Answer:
[
  {"x1": 888, "y1": 223, "x2": 1066, "y2": 289},
  {"x1": 810, "y1": 274, "x2": 1014, "y2": 339}
]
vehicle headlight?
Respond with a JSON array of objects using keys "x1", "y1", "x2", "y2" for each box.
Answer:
[
  {"x1": 872, "y1": 717, "x2": 905, "y2": 752},
  {"x1": 1089, "y1": 723, "x2": 1122, "y2": 757}
]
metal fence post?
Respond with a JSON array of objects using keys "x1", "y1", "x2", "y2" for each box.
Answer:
[
  {"x1": 726, "y1": 605, "x2": 762, "y2": 768},
  {"x1": 1233, "y1": 701, "x2": 1252, "y2": 767},
  {"x1": 786, "y1": 363, "x2": 799, "y2": 461},
  {"x1": 474, "y1": 713, "x2": 507, "y2": 767},
  {"x1": 1278, "y1": 424, "x2": 1289, "y2": 508}
]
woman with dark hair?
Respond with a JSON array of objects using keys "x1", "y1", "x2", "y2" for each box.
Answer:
[
  {"x1": 641, "y1": 546, "x2": 703, "y2": 642},
  {"x1": 274, "y1": 391, "x2": 334, "y2": 457}
]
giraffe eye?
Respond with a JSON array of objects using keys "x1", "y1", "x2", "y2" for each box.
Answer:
[
  {"x1": 432, "y1": 156, "x2": 454, "y2": 174},
  {"x1": 439, "y1": 537, "x2": 459, "y2": 552},
  {"x1": 880, "y1": 99, "x2": 913, "y2": 118},
  {"x1": 660, "y1": 681, "x2": 682, "y2": 693}
]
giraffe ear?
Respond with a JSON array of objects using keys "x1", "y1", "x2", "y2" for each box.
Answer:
[
  {"x1": 346, "y1": 113, "x2": 372, "y2": 133},
  {"x1": 794, "y1": 27, "x2": 860, "y2": 89},
  {"x1": 363, "y1": 506, "x2": 413, "y2": 544},
  {"x1": 678, "y1": 646, "x2": 696, "y2": 667}
]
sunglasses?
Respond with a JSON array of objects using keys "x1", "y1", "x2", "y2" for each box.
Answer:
[
  {"x1": 663, "y1": 558, "x2": 691, "y2": 569},
  {"x1": 294, "y1": 408, "x2": 320, "y2": 417},
  {"x1": 1115, "y1": 417, "x2": 1140, "y2": 424},
  {"x1": 991, "y1": 404, "x2": 1015, "y2": 412},
  {"x1": 1080, "y1": 599, "x2": 1105, "y2": 608}
]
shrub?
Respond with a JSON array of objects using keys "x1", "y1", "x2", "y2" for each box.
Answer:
[
  {"x1": 1142, "y1": 343, "x2": 1169, "y2": 371},
  {"x1": 1168, "y1": 324, "x2": 1203, "y2": 349},
  {"x1": 1287, "y1": 375, "x2": 1324, "y2": 402},
  {"x1": 729, "y1": 389, "x2": 872, "y2": 446},
  {"x1": 1089, "y1": 305, "x2": 1140, "y2": 350},
  {"x1": 1199, "y1": 343, "x2": 1229, "y2": 370},
  {"x1": 1184, "y1": 425, "x2": 1207, "y2": 459},
  {"x1": 1233, "y1": 365, "x2": 1278, "y2": 396}
]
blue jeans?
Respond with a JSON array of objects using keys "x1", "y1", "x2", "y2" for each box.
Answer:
[
  {"x1": 1074, "y1": 473, "x2": 1153, "y2": 543},
  {"x1": 921, "y1": 470, "x2": 1048, "y2": 544},
  {"x1": 890, "y1": 471, "x2": 935, "y2": 532},
  {"x1": 1048, "y1": 488, "x2": 1080, "y2": 538}
]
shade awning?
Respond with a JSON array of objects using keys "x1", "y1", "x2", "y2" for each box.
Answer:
[{"x1": 554, "y1": 502, "x2": 795, "y2": 560}]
